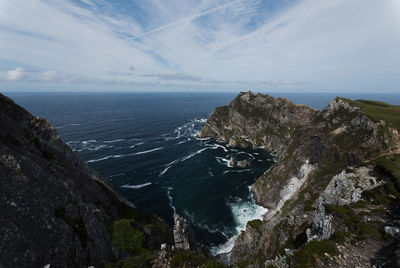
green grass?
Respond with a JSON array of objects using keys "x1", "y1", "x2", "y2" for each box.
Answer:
[
  {"x1": 248, "y1": 219, "x2": 263, "y2": 232},
  {"x1": 325, "y1": 204, "x2": 353, "y2": 216},
  {"x1": 107, "y1": 219, "x2": 154, "y2": 267},
  {"x1": 111, "y1": 219, "x2": 146, "y2": 255},
  {"x1": 331, "y1": 231, "x2": 350, "y2": 243},
  {"x1": 295, "y1": 240, "x2": 336, "y2": 267},
  {"x1": 170, "y1": 250, "x2": 225, "y2": 268},
  {"x1": 376, "y1": 155, "x2": 400, "y2": 186},
  {"x1": 341, "y1": 98, "x2": 400, "y2": 131}
]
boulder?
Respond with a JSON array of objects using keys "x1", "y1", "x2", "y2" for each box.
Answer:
[
  {"x1": 237, "y1": 159, "x2": 250, "y2": 168},
  {"x1": 229, "y1": 155, "x2": 237, "y2": 167},
  {"x1": 173, "y1": 214, "x2": 197, "y2": 251}
]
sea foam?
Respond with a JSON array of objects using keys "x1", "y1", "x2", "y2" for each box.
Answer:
[
  {"x1": 211, "y1": 189, "x2": 268, "y2": 255},
  {"x1": 121, "y1": 182, "x2": 152, "y2": 189}
]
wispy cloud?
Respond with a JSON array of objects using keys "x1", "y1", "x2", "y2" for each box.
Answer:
[{"x1": 0, "y1": 0, "x2": 399, "y2": 92}]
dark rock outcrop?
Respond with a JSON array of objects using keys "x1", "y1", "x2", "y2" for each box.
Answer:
[{"x1": 0, "y1": 93, "x2": 172, "y2": 268}]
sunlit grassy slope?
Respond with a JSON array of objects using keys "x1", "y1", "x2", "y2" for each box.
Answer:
[{"x1": 340, "y1": 98, "x2": 400, "y2": 131}]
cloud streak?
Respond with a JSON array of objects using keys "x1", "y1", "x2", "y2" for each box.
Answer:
[{"x1": 0, "y1": 0, "x2": 399, "y2": 92}]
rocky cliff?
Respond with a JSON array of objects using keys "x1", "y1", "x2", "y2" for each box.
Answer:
[
  {"x1": 200, "y1": 91, "x2": 400, "y2": 267},
  {"x1": 0, "y1": 93, "x2": 174, "y2": 268}
]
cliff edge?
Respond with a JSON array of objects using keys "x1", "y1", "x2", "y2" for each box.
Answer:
[
  {"x1": 0, "y1": 93, "x2": 173, "y2": 268},
  {"x1": 200, "y1": 91, "x2": 400, "y2": 267}
]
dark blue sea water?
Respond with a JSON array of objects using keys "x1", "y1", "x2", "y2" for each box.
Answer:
[{"x1": 5, "y1": 91, "x2": 400, "y2": 254}]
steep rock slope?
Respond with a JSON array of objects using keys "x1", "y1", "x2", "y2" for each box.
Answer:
[
  {"x1": 200, "y1": 91, "x2": 400, "y2": 267},
  {"x1": 0, "y1": 93, "x2": 172, "y2": 268}
]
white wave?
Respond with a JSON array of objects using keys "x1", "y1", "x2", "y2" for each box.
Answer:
[
  {"x1": 171, "y1": 118, "x2": 207, "y2": 140},
  {"x1": 223, "y1": 169, "x2": 251, "y2": 174},
  {"x1": 104, "y1": 139, "x2": 126, "y2": 143},
  {"x1": 211, "y1": 191, "x2": 268, "y2": 255},
  {"x1": 165, "y1": 187, "x2": 176, "y2": 214},
  {"x1": 210, "y1": 143, "x2": 228, "y2": 152},
  {"x1": 108, "y1": 173, "x2": 125, "y2": 178},
  {"x1": 195, "y1": 118, "x2": 207, "y2": 123},
  {"x1": 67, "y1": 140, "x2": 115, "y2": 152},
  {"x1": 87, "y1": 154, "x2": 123, "y2": 163},
  {"x1": 208, "y1": 168, "x2": 214, "y2": 177},
  {"x1": 159, "y1": 165, "x2": 171, "y2": 177},
  {"x1": 235, "y1": 151, "x2": 255, "y2": 159},
  {"x1": 129, "y1": 142, "x2": 144, "y2": 148},
  {"x1": 183, "y1": 209, "x2": 225, "y2": 236},
  {"x1": 57, "y1": 123, "x2": 81, "y2": 128},
  {"x1": 215, "y1": 157, "x2": 234, "y2": 167},
  {"x1": 166, "y1": 148, "x2": 209, "y2": 166},
  {"x1": 134, "y1": 147, "x2": 164, "y2": 155},
  {"x1": 87, "y1": 147, "x2": 163, "y2": 163},
  {"x1": 194, "y1": 136, "x2": 211, "y2": 141},
  {"x1": 176, "y1": 140, "x2": 188, "y2": 145},
  {"x1": 121, "y1": 182, "x2": 152, "y2": 189}
]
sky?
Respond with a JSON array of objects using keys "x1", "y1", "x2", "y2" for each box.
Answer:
[{"x1": 0, "y1": 0, "x2": 399, "y2": 92}]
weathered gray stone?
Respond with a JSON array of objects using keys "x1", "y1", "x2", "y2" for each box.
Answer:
[{"x1": 173, "y1": 214, "x2": 197, "y2": 251}]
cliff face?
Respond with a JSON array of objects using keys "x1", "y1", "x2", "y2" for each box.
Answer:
[
  {"x1": 200, "y1": 91, "x2": 400, "y2": 267},
  {"x1": 0, "y1": 93, "x2": 172, "y2": 268},
  {"x1": 198, "y1": 91, "x2": 317, "y2": 157}
]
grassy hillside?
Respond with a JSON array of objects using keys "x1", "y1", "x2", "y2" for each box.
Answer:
[{"x1": 341, "y1": 98, "x2": 400, "y2": 131}]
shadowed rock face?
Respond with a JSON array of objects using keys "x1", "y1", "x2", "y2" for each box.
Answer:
[{"x1": 0, "y1": 93, "x2": 141, "y2": 268}]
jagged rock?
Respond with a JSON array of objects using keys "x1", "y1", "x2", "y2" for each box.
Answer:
[
  {"x1": 237, "y1": 159, "x2": 250, "y2": 168},
  {"x1": 160, "y1": 243, "x2": 167, "y2": 250},
  {"x1": 173, "y1": 214, "x2": 197, "y2": 251},
  {"x1": 229, "y1": 155, "x2": 237, "y2": 167}
]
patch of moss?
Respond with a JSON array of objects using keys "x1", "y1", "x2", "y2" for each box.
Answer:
[
  {"x1": 325, "y1": 204, "x2": 353, "y2": 217},
  {"x1": 344, "y1": 216, "x2": 381, "y2": 241},
  {"x1": 105, "y1": 253, "x2": 153, "y2": 268},
  {"x1": 111, "y1": 219, "x2": 145, "y2": 255},
  {"x1": 170, "y1": 250, "x2": 225, "y2": 268},
  {"x1": 341, "y1": 98, "x2": 400, "y2": 131},
  {"x1": 331, "y1": 231, "x2": 350, "y2": 243},
  {"x1": 350, "y1": 200, "x2": 369, "y2": 209},
  {"x1": 294, "y1": 240, "x2": 336, "y2": 268},
  {"x1": 376, "y1": 155, "x2": 400, "y2": 186},
  {"x1": 248, "y1": 219, "x2": 263, "y2": 232},
  {"x1": 362, "y1": 184, "x2": 396, "y2": 205},
  {"x1": 370, "y1": 208, "x2": 386, "y2": 215}
]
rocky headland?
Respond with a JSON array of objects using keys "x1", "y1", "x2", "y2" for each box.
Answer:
[{"x1": 198, "y1": 91, "x2": 400, "y2": 267}]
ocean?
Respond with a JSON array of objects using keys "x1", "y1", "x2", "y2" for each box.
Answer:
[{"x1": 5, "y1": 91, "x2": 400, "y2": 254}]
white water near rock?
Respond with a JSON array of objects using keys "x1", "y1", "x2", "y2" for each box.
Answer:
[
  {"x1": 165, "y1": 187, "x2": 176, "y2": 214},
  {"x1": 211, "y1": 187, "x2": 268, "y2": 255},
  {"x1": 211, "y1": 143, "x2": 229, "y2": 152}
]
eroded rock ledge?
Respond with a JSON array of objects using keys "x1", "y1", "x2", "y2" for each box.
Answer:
[{"x1": 199, "y1": 91, "x2": 400, "y2": 267}]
